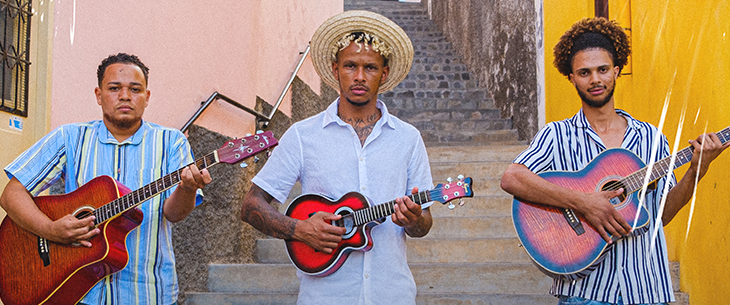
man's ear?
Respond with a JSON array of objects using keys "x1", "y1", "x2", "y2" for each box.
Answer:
[
  {"x1": 380, "y1": 65, "x2": 390, "y2": 84},
  {"x1": 95, "y1": 87, "x2": 102, "y2": 105},
  {"x1": 332, "y1": 62, "x2": 339, "y2": 81}
]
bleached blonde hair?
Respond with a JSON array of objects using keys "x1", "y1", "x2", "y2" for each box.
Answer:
[{"x1": 330, "y1": 31, "x2": 392, "y2": 65}]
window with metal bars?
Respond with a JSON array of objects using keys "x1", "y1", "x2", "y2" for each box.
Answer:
[{"x1": 0, "y1": 0, "x2": 32, "y2": 117}]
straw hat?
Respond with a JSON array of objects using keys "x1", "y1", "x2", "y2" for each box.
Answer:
[{"x1": 310, "y1": 10, "x2": 414, "y2": 94}]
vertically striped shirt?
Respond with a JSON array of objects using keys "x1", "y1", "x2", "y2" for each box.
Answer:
[
  {"x1": 4, "y1": 120, "x2": 202, "y2": 305},
  {"x1": 513, "y1": 109, "x2": 676, "y2": 304}
]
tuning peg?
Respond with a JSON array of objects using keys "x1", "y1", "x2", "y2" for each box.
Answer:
[
  {"x1": 459, "y1": 199, "x2": 465, "y2": 206},
  {"x1": 266, "y1": 150, "x2": 273, "y2": 157},
  {"x1": 448, "y1": 202, "x2": 455, "y2": 210},
  {"x1": 256, "y1": 130, "x2": 264, "y2": 134},
  {"x1": 457, "y1": 174, "x2": 464, "y2": 180},
  {"x1": 240, "y1": 162, "x2": 248, "y2": 168},
  {"x1": 246, "y1": 133, "x2": 252, "y2": 137},
  {"x1": 254, "y1": 156, "x2": 260, "y2": 163},
  {"x1": 447, "y1": 177, "x2": 453, "y2": 183}
]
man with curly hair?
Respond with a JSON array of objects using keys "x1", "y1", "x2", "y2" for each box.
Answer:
[{"x1": 501, "y1": 18, "x2": 728, "y2": 304}]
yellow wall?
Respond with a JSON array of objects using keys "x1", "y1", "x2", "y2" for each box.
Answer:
[
  {"x1": 545, "y1": 0, "x2": 730, "y2": 303},
  {"x1": 0, "y1": 0, "x2": 54, "y2": 223}
]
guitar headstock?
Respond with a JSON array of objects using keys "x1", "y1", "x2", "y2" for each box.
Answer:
[
  {"x1": 217, "y1": 131, "x2": 279, "y2": 164},
  {"x1": 434, "y1": 175, "x2": 473, "y2": 209}
]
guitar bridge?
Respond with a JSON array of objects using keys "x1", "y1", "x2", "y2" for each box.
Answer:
[{"x1": 562, "y1": 208, "x2": 585, "y2": 236}]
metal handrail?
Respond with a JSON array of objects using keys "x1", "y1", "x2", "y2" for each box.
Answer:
[{"x1": 180, "y1": 44, "x2": 311, "y2": 133}]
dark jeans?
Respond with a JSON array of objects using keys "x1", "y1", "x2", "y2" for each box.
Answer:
[{"x1": 558, "y1": 296, "x2": 669, "y2": 305}]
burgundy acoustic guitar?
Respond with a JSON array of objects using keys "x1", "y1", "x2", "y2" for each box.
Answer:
[
  {"x1": 0, "y1": 131, "x2": 278, "y2": 305},
  {"x1": 285, "y1": 176, "x2": 473, "y2": 276},
  {"x1": 512, "y1": 126, "x2": 729, "y2": 280}
]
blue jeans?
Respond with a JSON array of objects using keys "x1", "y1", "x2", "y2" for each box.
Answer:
[{"x1": 558, "y1": 296, "x2": 669, "y2": 305}]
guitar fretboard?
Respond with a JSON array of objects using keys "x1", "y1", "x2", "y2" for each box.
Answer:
[
  {"x1": 92, "y1": 152, "x2": 219, "y2": 225},
  {"x1": 619, "y1": 126, "x2": 730, "y2": 194},
  {"x1": 351, "y1": 189, "x2": 437, "y2": 226}
]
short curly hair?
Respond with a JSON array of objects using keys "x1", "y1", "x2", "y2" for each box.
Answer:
[
  {"x1": 97, "y1": 53, "x2": 150, "y2": 87},
  {"x1": 553, "y1": 17, "x2": 631, "y2": 77}
]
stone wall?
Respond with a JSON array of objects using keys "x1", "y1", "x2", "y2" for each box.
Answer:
[
  {"x1": 173, "y1": 76, "x2": 336, "y2": 303},
  {"x1": 426, "y1": 0, "x2": 539, "y2": 140}
]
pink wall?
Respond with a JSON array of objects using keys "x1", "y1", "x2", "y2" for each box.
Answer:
[{"x1": 51, "y1": 0, "x2": 341, "y2": 137}]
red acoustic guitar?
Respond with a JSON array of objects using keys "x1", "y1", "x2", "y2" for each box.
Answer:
[
  {"x1": 285, "y1": 176, "x2": 473, "y2": 276},
  {"x1": 0, "y1": 131, "x2": 278, "y2": 305},
  {"x1": 512, "y1": 126, "x2": 729, "y2": 280}
]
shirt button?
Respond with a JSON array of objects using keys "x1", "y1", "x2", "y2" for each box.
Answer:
[
  {"x1": 364, "y1": 273, "x2": 369, "y2": 279},
  {"x1": 359, "y1": 157, "x2": 364, "y2": 162},
  {"x1": 361, "y1": 186, "x2": 367, "y2": 191}
]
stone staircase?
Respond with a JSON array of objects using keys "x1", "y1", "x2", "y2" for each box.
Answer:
[
  {"x1": 185, "y1": 145, "x2": 688, "y2": 304},
  {"x1": 346, "y1": 0, "x2": 519, "y2": 146},
  {"x1": 185, "y1": 1, "x2": 689, "y2": 304}
]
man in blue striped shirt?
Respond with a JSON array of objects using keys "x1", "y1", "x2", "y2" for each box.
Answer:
[
  {"x1": 501, "y1": 18, "x2": 728, "y2": 304},
  {"x1": 0, "y1": 53, "x2": 211, "y2": 304}
]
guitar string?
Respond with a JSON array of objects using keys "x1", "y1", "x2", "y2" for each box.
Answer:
[
  {"x1": 93, "y1": 152, "x2": 218, "y2": 224},
  {"x1": 599, "y1": 126, "x2": 728, "y2": 194},
  {"x1": 353, "y1": 189, "x2": 434, "y2": 226}
]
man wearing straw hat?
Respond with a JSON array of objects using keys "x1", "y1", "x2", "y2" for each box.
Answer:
[{"x1": 241, "y1": 10, "x2": 432, "y2": 304}]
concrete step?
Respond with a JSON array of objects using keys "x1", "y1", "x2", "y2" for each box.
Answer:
[
  {"x1": 412, "y1": 118, "x2": 513, "y2": 132},
  {"x1": 427, "y1": 216, "x2": 516, "y2": 239},
  {"x1": 416, "y1": 293, "x2": 556, "y2": 305},
  {"x1": 393, "y1": 108, "x2": 503, "y2": 121},
  {"x1": 427, "y1": 145, "x2": 528, "y2": 163},
  {"x1": 255, "y1": 237, "x2": 530, "y2": 265},
  {"x1": 186, "y1": 292, "x2": 558, "y2": 305},
  {"x1": 431, "y1": 161, "x2": 511, "y2": 181},
  {"x1": 204, "y1": 263, "x2": 551, "y2": 295},
  {"x1": 429, "y1": 195, "x2": 513, "y2": 217},
  {"x1": 421, "y1": 129, "x2": 521, "y2": 146},
  {"x1": 186, "y1": 292, "x2": 298, "y2": 305}
]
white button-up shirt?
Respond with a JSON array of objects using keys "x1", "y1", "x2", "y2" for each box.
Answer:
[{"x1": 252, "y1": 99, "x2": 433, "y2": 305}]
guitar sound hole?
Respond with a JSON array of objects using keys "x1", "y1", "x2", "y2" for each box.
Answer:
[
  {"x1": 74, "y1": 208, "x2": 94, "y2": 220},
  {"x1": 331, "y1": 212, "x2": 356, "y2": 239},
  {"x1": 602, "y1": 180, "x2": 627, "y2": 205}
]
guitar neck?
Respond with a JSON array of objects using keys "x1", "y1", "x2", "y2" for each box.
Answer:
[
  {"x1": 92, "y1": 151, "x2": 220, "y2": 225},
  {"x1": 353, "y1": 189, "x2": 434, "y2": 226},
  {"x1": 621, "y1": 126, "x2": 730, "y2": 194}
]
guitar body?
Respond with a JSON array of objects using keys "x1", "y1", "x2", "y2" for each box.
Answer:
[
  {"x1": 512, "y1": 148, "x2": 651, "y2": 280},
  {"x1": 285, "y1": 192, "x2": 376, "y2": 277},
  {"x1": 0, "y1": 176, "x2": 143, "y2": 305}
]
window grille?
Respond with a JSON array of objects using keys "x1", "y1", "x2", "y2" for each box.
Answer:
[{"x1": 0, "y1": 0, "x2": 32, "y2": 117}]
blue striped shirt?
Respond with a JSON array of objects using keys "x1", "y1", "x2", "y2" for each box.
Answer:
[
  {"x1": 513, "y1": 109, "x2": 676, "y2": 304},
  {"x1": 4, "y1": 120, "x2": 202, "y2": 305}
]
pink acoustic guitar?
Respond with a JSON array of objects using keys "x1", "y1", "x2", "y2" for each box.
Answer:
[
  {"x1": 285, "y1": 176, "x2": 473, "y2": 276},
  {"x1": 0, "y1": 131, "x2": 277, "y2": 305},
  {"x1": 512, "y1": 126, "x2": 729, "y2": 280}
]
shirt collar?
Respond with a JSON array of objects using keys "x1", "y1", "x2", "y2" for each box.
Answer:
[
  {"x1": 323, "y1": 98, "x2": 395, "y2": 130},
  {"x1": 571, "y1": 108, "x2": 643, "y2": 132},
  {"x1": 96, "y1": 120, "x2": 149, "y2": 145}
]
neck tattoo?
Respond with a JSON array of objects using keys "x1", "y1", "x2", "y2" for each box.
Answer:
[{"x1": 339, "y1": 111, "x2": 380, "y2": 145}]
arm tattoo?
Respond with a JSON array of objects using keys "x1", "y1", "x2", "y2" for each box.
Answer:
[
  {"x1": 241, "y1": 185, "x2": 297, "y2": 239},
  {"x1": 405, "y1": 209, "x2": 433, "y2": 238}
]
